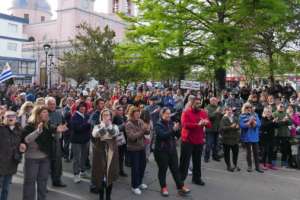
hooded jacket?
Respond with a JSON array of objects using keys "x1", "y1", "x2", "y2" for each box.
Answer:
[{"x1": 239, "y1": 112, "x2": 261, "y2": 143}]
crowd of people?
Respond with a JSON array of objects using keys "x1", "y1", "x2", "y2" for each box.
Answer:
[{"x1": 0, "y1": 81, "x2": 299, "y2": 200}]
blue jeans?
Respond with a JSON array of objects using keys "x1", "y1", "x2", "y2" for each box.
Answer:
[
  {"x1": 128, "y1": 150, "x2": 146, "y2": 188},
  {"x1": 204, "y1": 131, "x2": 219, "y2": 160},
  {"x1": 0, "y1": 175, "x2": 12, "y2": 200}
]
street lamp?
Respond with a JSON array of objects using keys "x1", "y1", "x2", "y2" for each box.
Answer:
[
  {"x1": 48, "y1": 52, "x2": 54, "y2": 88},
  {"x1": 43, "y1": 43, "x2": 51, "y2": 89}
]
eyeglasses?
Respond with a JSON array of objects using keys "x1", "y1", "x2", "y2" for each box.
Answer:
[{"x1": 6, "y1": 115, "x2": 16, "y2": 118}]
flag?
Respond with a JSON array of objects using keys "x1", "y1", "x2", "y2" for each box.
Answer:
[{"x1": 0, "y1": 63, "x2": 16, "y2": 83}]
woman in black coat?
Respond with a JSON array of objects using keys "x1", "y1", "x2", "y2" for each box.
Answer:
[
  {"x1": 112, "y1": 105, "x2": 128, "y2": 177},
  {"x1": 0, "y1": 111, "x2": 26, "y2": 200},
  {"x1": 260, "y1": 107, "x2": 278, "y2": 170},
  {"x1": 154, "y1": 107, "x2": 190, "y2": 197}
]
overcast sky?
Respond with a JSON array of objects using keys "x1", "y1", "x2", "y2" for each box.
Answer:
[{"x1": 0, "y1": 0, "x2": 108, "y2": 18}]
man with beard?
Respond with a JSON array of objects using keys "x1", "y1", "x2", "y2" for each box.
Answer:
[{"x1": 179, "y1": 98, "x2": 212, "y2": 186}]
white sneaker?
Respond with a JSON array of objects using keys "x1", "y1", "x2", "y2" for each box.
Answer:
[
  {"x1": 79, "y1": 172, "x2": 88, "y2": 179},
  {"x1": 131, "y1": 188, "x2": 142, "y2": 195},
  {"x1": 139, "y1": 184, "x2": 148, "y2": 190},
  {"x1": 74, "y1": 175, "x2": 81, "y2": 183}
]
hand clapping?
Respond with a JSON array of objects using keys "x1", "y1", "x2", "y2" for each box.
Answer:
[
  {"x1": 57, "y1": 124, "x2": 68, "y2": 133},
  {"x1": 37, "y1": 122, "x2": 43, "y2": 133}
]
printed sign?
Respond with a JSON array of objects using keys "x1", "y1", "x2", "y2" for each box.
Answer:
[{"x1": 180, "y1": 80, "x2": 201, "y2": 90}]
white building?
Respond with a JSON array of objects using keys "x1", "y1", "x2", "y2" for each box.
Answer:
[
  {"x1": 0, "y1": 12, "x2": 36, "y2": 83},
  {"x1": 8, "y1": 0, "x2": 135, "y2": 86}
]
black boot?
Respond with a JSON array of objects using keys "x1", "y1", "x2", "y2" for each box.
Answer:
[
  {"x1": 106, "y1": 184, "x2": 113, "y2": 200},
  {"x1": 99, "y1": 187, "x2": 104, "y2": 200}
]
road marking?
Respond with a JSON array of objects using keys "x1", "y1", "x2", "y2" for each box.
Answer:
[
  {"x1": 13, "y1": 174, "x2": 85, "y2": 200},
  {"x1": 47, "y1": 188, "x2": 85, "y2": 200}
]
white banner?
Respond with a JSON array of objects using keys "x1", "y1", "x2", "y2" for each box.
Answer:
[{"x1": 180, "y1": 80, "x2": 201, "y2": 90}]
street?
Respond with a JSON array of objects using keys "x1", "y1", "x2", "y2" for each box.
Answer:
[{"x1": 9, "y1": 150, "x2": 300, "y2": 200}]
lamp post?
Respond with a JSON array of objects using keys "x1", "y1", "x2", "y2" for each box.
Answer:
[
  {"x1": 48, "y1": 52, "x2": 54, "y2": 88},
  {"x1": 43, "y1": 43, "x2": 51, "y2": 89}
]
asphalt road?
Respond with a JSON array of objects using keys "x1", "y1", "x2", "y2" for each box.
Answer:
[{"x1": 8, "y1": 150, "x2": 300, "y2": 200}]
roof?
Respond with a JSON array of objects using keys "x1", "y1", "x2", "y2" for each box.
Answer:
[
  {"x1": 0, "y1": 12, "x2": 29, "y2": 24},
  {"x1": 0, "y1": 56, "x2": 36, "y2": 62},
  {"x1": 11, "y1": 0, "x2": 51, "y2": 14}
]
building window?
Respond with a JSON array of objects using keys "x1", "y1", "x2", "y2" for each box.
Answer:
[
  {"x1": 113, "y1": 0, "x2": 119, "y2": 13},
  {"x1": 24, "y1": 14, "x2": 29, "y2": 20},
  {"x1": 7, "y1": 42, "x2": 18, "y2": 51},
  {"x1": 127, "y1": 0, "x2": 132, "y2": 15},
  {"x1": 41, "y1": 16, "x2": 45, "y2": 22},
  {"x1": 8, "y1": 23, "x2": 18, "y2": 33}
]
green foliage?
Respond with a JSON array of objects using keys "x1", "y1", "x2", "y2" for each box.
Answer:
[
  {"x1": 60, "y1": 23, "x2": 116, "y2": 84},
  {"x1": 235, "y1": 0, "x2": 300, "y2": 84},
  {"x1": 60, "y1": 1, "x2": 300, "y2": 85},
  {"x1": 59, "y1": 51, "x2": 91, "y2": 86},
  {"x1": 117, "y1": 0, "x2": 300, "y2": 85}
]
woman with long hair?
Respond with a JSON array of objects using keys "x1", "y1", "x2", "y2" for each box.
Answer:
[
  {"x1": 35, "y1": 97, "x2": 45, "y2": 106},
  {"x1": 92, "y1": 109, "x2": 120, "y2": 200},
  {"x1": 22, "y1": 106, "x2": 67, "y2": 200},
  {"x1": 18, "y1": 101, "x2": 34, "y2": 128},
  {"x1": 125, "y1": 107, "x2": 150, "y2": 195},
  {"x1": 140, "y1": 109, "x2": 153, "y2": 161},
  {"x1": 239, "y1": 103, "x2": 263, "y2": 173}
]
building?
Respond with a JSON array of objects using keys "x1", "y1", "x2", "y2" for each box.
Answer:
[
  {"x1": 9, "y1": 0, "x2": 134, "y2": 86},
  {"x1": 0, "y1": 12, "x2": 36, "y2": 84}
]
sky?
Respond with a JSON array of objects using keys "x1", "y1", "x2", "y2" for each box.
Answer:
[{"x1": 0, "y1": 0, "x2": 108, "y2": 18}]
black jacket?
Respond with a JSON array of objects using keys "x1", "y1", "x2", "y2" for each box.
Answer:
[
  {"x1": 154, "y1": 119, "x2": 180, "y2": 152},
  {"x1": 0, "y1": 125, "x2": 22, "y2": 176},
  {"x1": 22, "y1": 123, "x2": 55, "y2": 158},
  {"x1": 261, "y1": 117, "x2": 278, "y2": 141},
  {"x1": 71, "y1": 112, "x2": 91, "y2": 144}
]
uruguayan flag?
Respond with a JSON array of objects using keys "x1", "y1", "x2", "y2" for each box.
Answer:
[{"x1": 0, "y1": 63, "x2": 16, "y2": 83}]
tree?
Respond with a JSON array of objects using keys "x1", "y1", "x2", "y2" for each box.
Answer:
[
  {"x1": 236, "y1": 0, "x2": 300, "y2": 85},
  {"x1": 116, "y1": 0, "x2": 246, "y2": 89},
  {"x1": 59, "y1": 52, "x2": 91, "y2": 86},
  {"x1": 116, "y1": 0, "x2": 206, "y2": 81},
  {"x1": 60, "y1": 23, "x2": 117, "y2": 84}
]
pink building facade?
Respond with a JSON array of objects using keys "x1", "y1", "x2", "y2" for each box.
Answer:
[{"x1": 9, "y1": 0, "x2": 134, "y2": 85}]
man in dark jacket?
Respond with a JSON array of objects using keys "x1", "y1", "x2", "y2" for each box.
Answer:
[
  {"x1": 71, "y1": 102, "x2": 91, "y2": 184},
  {"x1": 113, "y1": 105, "x2": 128, "y2": 177},
  {"x1": 46, "y1": 97, "x2": 67, "y2": 187},
  {"x1": 204, "y1": 97, "x2": 223, "y2": 162},
  {"x1": 62, "y1": 97, "x2": 73, "y2": 162},
  {"x1": 145, "y1": 96, "x2": 160, "y2": 126}
]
